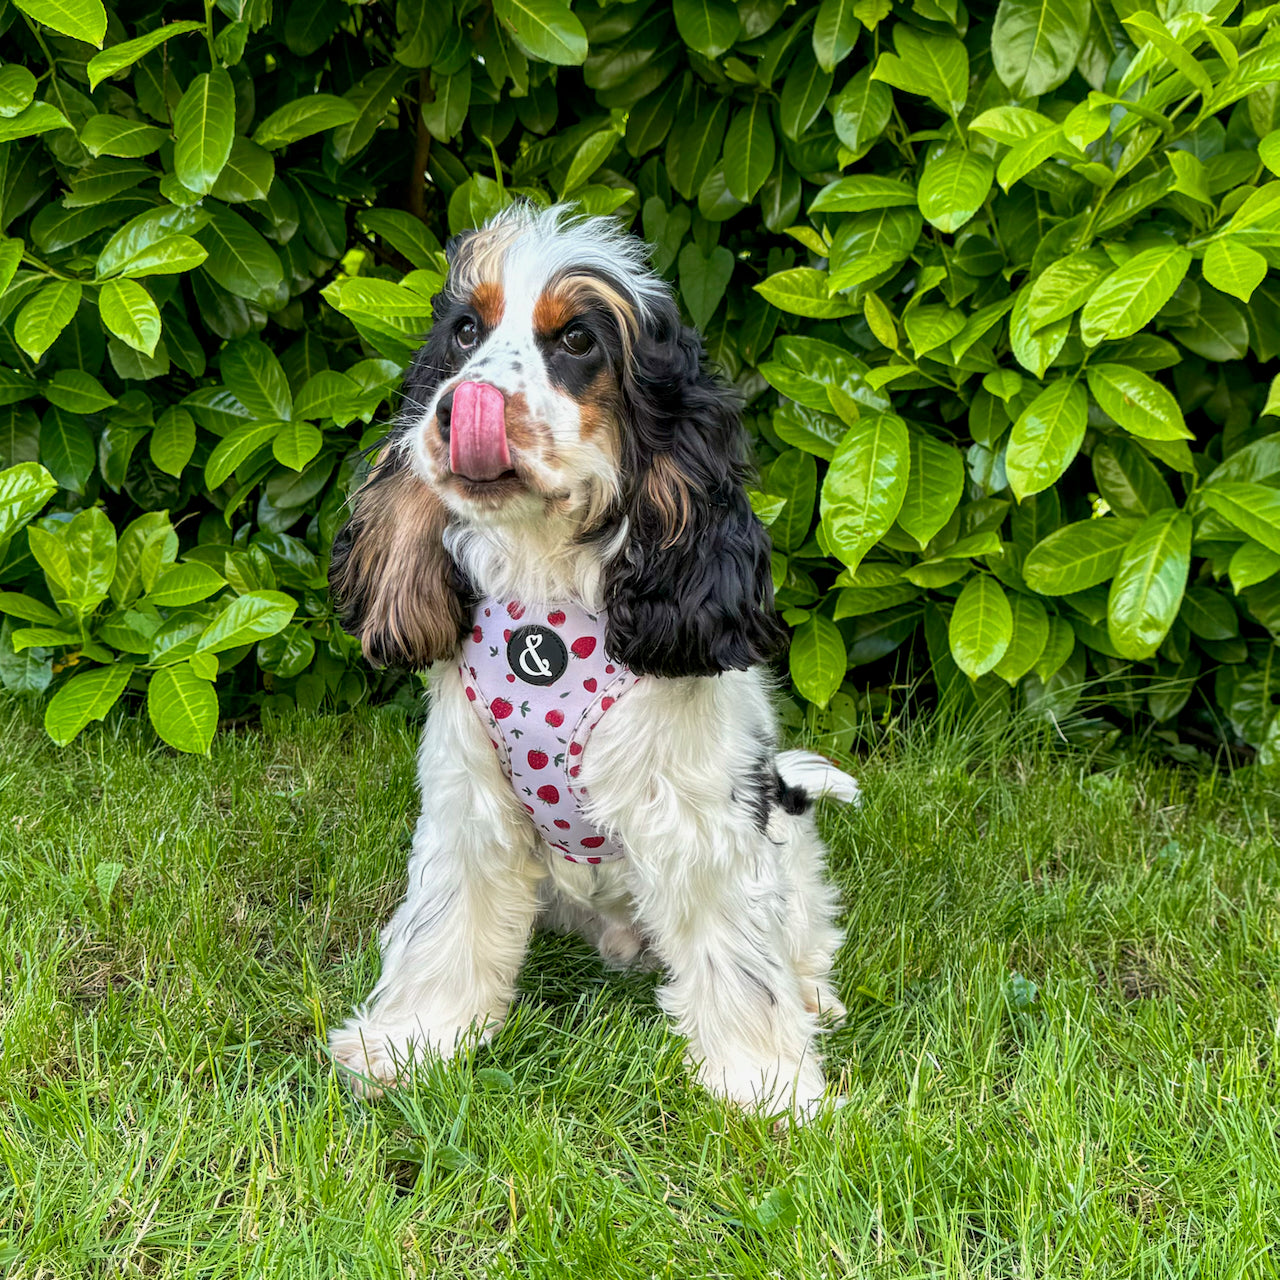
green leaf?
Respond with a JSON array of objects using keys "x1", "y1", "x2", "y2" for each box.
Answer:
[
  {"x1": 917, "y1": 149, "x2": 993, "y2": 234},
  {"x1": 254, "y1": 95, "x2": 360, "y2": 150},
  {"x1": 789, "y1": 613, "x2": 847, "y2": 707},
  {"x1": 222, "y1": 339, "x2": 293, "y2": 422},
  {"x1": 829, "y1": 67, "x2": 892, "y2": 157},
  {"x1": 150, "y1": 408, "x2": 196, "y2": 478},
  {"x1": 210, "y1": 138, "x2": 275, "y2": 204},
  {"x1": 1179, "y1": 586, "x2": 1238, "y2": 642},
  {"x1": 1025, "y1": 250, "x2": 1113, "y2": 331},
  {"x1": 98, "y1": 278, "x2": 161, "y2": 357},
  {"x1": 86, "y1": 20, "x2": 203, "y2": 90},
  {"x1": 1009, "y1": 287, "x2": 1068, "y2": 378},
  {"x1": 780, "y1": 49, "x2": 834, "y2": 143},
  {"x1": 198, "y1": 207, "x2": 285, "y2": 309},
  {"x1": 1202, "y1": 240, "x2": 1268, "y2": 304},
  {"x1": 0, "y1": 100, "x2": 70, "y2": 144},
  {"x1": 992, "y1": 593, "x2": 1050, "y2": 684},
  {"x1": 13, "y1": 0, "x2": 107, "y2": 45},
  {"x1": 949, "y1": 575, "x2": 1013, "y2": 679},
  {"x1": 820, "y1": 411, "x2": 910, "y2": 571},
  {"x1": 666, "y1": 93, "x2": 730, "y2": 200},
  {"x1": 678, "y1": 243, "x2": 734, "y2": 331},
  {"x1": 111, "y1": 511, "x2": 176, "y2": 609},
  {"x1": 147, "y1": 662, "x2": 218, "y2": 754},
  {"x1": 197, "y1": 591, "x2": 297, "y2": 654},
  {"x1": 44, "y1": 664, "x2": 132, "y2": 747},
  {"x1": 898, "y1": 432, "x2": 964, "y2": 548},
  {"x1": 1107, "y1": 509, "x2": 1192, "y2": 659},
  {"x1": 173, "y1": 70, "x2": 236, "y2": 197},
  {"x1": 421, "y1": 66, "x2": 471, "y2": 141},
  {"x1": 1092, "y1": 438, "x2": 1173, "y2": 518},
  {"x1": 871, "y1": 27, "x2": 968, "y2": 117},
  {"x1": 44, "y1": 369, "x2": 115, "y2": 415},
  {"x1": 813, "y1": 0, "x2": 860, "y2": 71},
  {"x1": 80, "y1": 116, "x2": 167, "y2": 158},
  {"x1": 205, "y1": 421, "x2": 282, "y2": 491},
  {"x1": 672, "y1": 0, "x2": 740, "y2": 57},
  {"x1": 723, "y1": 98, "x2": 775, "y2": 203},
  {"x1": 1229, "y1": 541, "x2": 1280, "y2": 593},
  {"x1": 1086, "y1": 365, "x2": 1190, "y2": 441},
  {"x1": 355, "y1": 210, "x2": 443, "y2": 270},
  {"x1": 828, "y1": 207, "x2": 922, "y2": 293},
  {"x1": 146, "y1": 562, "x2": 227, "y2": 607},
  {"x1": 15, "y1": 282, "x2": 81, "y2": 361},
  {"x1": 1006, "y1": 379, "x2": 1088, "y2": 501},
  {"x1": 560, "y1": 128, "x2": 618, "y2": 197},
  {"x1": 0, "y1": 462, "x2": 57, "y2": 542},
  {"x1": 765, "y1": 449, "x2": 817, "y2": 553},
  {"x1": 395, "y1": 0, "x2": 450, "y2": 66},
  {"x1": 0, "y1": 65, "x2": 36, "y2": 119},
  {"x1": 44, "y1": 507, "x2": 116, "y2": 618},
  {"x1": 0, "y1": 239, "x2": 23, "y2": 299},
  {"x1": 755, "y1": 269, "x2": 858, "y2": 318},
  {"x1": 0, "y1": 592, "x2": 61, "y2": 624},
  {"x1": 1079, "y1": 246, "x2": 1192, "y2": 346},
  {"x1": 809, "y1": 175, "x2": 915, "y2": 214},
  {"x1": 1200, "y1": 483, "x2": 1280, "y2": 555},
  {"x1": 40, "y1": 407, "x2": 95, "y2": 494},
  {"x1": 494, "y1": 0, "x2": 589, "y2": 65},
  {"x1": 272, "y1": 420, "x2": 323, "y2": 471},
  {"x1": 992, "y1": 0, "x2": 1090, "y2": 97}
]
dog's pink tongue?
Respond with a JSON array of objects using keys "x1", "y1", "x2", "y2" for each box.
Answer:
[{"x1": 449, "y1": 381, "x2": 510, "y2": 481}]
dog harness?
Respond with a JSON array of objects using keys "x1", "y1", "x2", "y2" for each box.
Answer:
[{"x1": 459, "y1": 598, "x2": 640, "y2": 864}]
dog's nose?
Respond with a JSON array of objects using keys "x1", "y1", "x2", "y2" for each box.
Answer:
[{"x1": 436, "y1": 389, "x2": 454, "y2": 441}]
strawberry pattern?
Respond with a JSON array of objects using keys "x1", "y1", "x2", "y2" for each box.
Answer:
[{"x1": 459, "y1": 598, "x2": 640, "y2": 864}]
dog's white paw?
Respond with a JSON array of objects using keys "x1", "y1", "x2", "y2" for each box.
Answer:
[
  {"x1": 695, "y1": 1053, "x2": 829, "y2": 1122},
  {"x1": 595, "y1": 919, "x2": 648, "y2": 968},
  {"x1": 328, "y1": 1013, "x2": 482, "y2": 1097}
]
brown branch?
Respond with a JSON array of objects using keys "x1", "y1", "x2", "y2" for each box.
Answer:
[{"x1": 409, "y1": 69, "x2": 433, "y2": 219}]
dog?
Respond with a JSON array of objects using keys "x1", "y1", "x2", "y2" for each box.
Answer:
[{"x1": 327, "y1": 203, "x2": 860, "y2": 1116}]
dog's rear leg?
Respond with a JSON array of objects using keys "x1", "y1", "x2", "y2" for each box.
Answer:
[{"x1": 329, "y1": 674, "x2": 545, "y2": 1095}]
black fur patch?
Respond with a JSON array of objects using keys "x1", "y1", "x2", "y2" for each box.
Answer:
[
  {"x1": 601, "y1": 297, "x2": 787, "y2": 678},
  {"x1": 744, "y1": 757, "x2": 812, "y2": 833}
]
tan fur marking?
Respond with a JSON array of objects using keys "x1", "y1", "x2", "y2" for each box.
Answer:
[
  {"x1": 644, "y1": 452, "x2": 693, "y2": 548},
  {"x1": 533, "y1": 275, "x2": 639, "y2": 352},
  {"x1": 470, "y1": 281, "x2": 505, "y2": 330},
  {"x1": 335, "y1": 462, "x2": 463, "y2": 667}
]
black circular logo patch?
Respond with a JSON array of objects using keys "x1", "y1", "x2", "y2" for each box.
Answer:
[{"x1": 507, "y1": 624, "x2": 567, "y2": 686}]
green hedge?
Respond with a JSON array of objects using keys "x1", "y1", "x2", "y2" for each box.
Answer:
[{"x1": 0, "y1": 0, "x2": 1278, "y2": 761}]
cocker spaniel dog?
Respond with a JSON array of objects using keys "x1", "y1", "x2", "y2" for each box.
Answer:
[{"x1": 328, "y1": 203, "x2": 859, "y2": 1117}]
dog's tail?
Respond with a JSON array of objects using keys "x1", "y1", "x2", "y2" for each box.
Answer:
[{"x1": 777, "y1": 749, "x2": 862, "y2": 807}]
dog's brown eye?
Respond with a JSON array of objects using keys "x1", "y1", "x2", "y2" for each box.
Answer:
[
  {"x1": 456, "y1": 318, "x2": 478, "y2": 350},
  {"x1": 560, "y1": 325, "x2": 594, "y2": 357}
]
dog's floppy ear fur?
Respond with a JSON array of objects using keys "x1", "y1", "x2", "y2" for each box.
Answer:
[
  {"x1": 603, "y1": 302, "x2": 786, "y2": 677},
  {"x1": 329, "y1": 446, "x2": 466, "y2": 670}
]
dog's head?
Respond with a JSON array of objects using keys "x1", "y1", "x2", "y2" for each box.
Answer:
[{"x1": 330, "y1": 203, "x2": 785, "y2": 677}]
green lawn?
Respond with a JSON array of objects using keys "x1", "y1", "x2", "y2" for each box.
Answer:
[{"x1": 2, "y1": 699, "x2": 1279, "y2": 1278}]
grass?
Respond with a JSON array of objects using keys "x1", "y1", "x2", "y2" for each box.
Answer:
[{"x1": 1, "y1": 698, "x2": 1279, "y2": 1279}]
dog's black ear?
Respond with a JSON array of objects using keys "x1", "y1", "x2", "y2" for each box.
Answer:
[
  {"x1": 329, "y1": 446, "x2": 467, "y2": 670},
  {"x1": 602, "y1": 303, "x2": 786, "y2": 677}
]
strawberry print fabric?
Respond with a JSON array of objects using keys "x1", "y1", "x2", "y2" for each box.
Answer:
[{"x1": 459, "y1": 598, "x2": 640, "y2": 864}]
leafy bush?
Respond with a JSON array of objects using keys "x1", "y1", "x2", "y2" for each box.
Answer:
[{"x1": 1, "y1": 0, "x2": 1278, "y2": 761}]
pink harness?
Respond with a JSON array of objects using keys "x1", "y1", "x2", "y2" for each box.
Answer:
[{"x1": 459, "y1": 598, "x2": 640, "y2": 864}]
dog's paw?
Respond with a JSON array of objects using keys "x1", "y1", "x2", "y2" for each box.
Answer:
[
  {"x1": 328, "y1": 1014, "x2": 479, "y2": 1098},
  {"x1": 696, "y1": 1054, "x2": 829, "y2": 1122},
  {"x1": 595, "y1": 920, "x2": 649, "y2": 969}
]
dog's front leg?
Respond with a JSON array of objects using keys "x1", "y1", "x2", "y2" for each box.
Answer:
[
  {"x1": 586, "y1": 675, "x2": 831, "y2": 1118},
  {"x1": 330, "y1": 671, "x2": 544, "y2": 1094}
]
